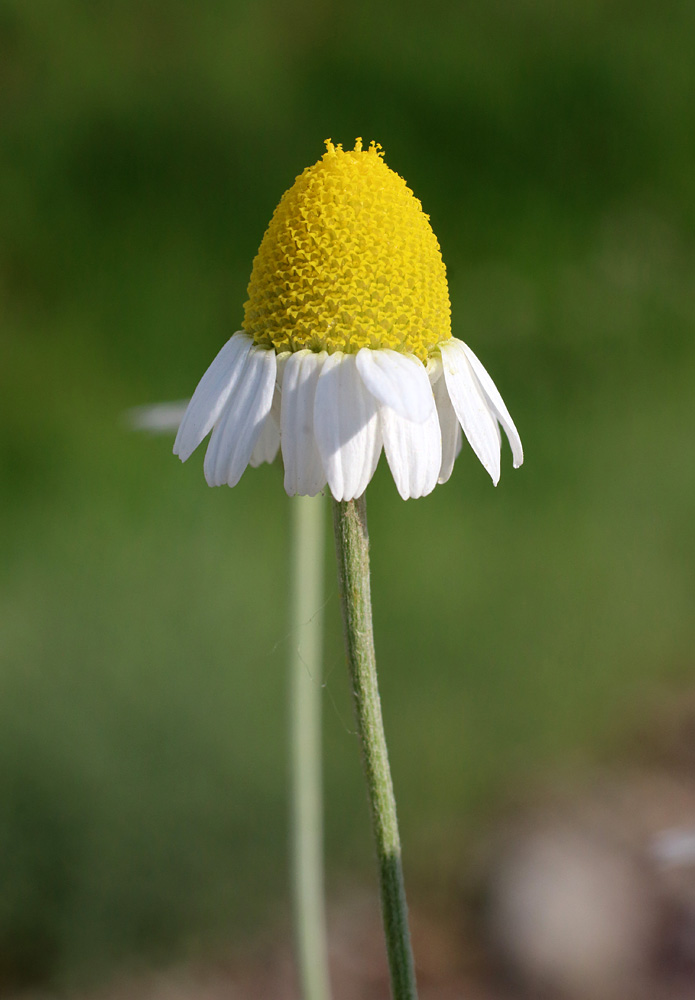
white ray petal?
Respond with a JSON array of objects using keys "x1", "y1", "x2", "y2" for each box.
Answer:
[
  {"x1": 426, "y1": 354, "x2": 444, "y2": 387},
  {"x1": 314, "y1": 353, "x2": 382, "y2": 501},
  {"x1": 380, "y1": 403, "x2": 441, "y2": 500},
  {"x1": 356, "y1": 348, "x2": 434, "y2": 423},
  {"x1": 249, "y1": 412, "x2": 280, "y2": 467},
  {"x1": 203, "y1": 347, "x2": 276, "y2": 487},
  {"x1": 459, "y1": 341, "x2": 523, "y2": 468},
  {"x1": 433, "y1": 374, "x2": 461, "y2": 484},
  {"x1": 439, "y1": 339, "x2": 501, "y2": 485},
  {"x1": 173, "y1": 333, "x2": 252, "y2": 461},
  {"x1": 281, "y1": 351, "x2": 327, "y2": 496},
  {"x1": 126, "y1": 400, "x2": 190, "y2": 434}
]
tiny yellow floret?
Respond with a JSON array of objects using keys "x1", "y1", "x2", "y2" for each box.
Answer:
[{"x1": 243, "y1": 140, "x2": 452, "y2": 361}]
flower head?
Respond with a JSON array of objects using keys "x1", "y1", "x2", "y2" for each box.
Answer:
[{"x1": 174, "y1": 140, "x2": 523, "y2": 500}]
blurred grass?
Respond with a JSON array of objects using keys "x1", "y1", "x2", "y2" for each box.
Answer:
[{"x1": 1, "y1": 0, "x2": 695, "y2": 989}]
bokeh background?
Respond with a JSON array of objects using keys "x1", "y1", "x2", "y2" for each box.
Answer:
[{"x1": 2, "y1": 0, "x2": 695, "y2": 994}]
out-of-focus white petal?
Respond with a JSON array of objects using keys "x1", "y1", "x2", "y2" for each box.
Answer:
[
  {"x1": 433, "y1": 374, "x2": 461, "y2": 484},
  {"x1": 314, "y1": 353, "x2": 381, "y2": 501},
  {"x1": 380, "y1": 403, "x2": 441, "y2": 500},
  {"x1": 281, "y1": 351, "x2": 327, "y2": 496},
  {"x1": 356, "y1": 348, "x2": 434, "y2": 423},
  {"x1": 440, "y1": 339, "x2": 501, "y2": 485},
  {"x1": 249, "y1": 412, "x2": 280, "y2": 467},
  {"x1": 460, "y1": 341, "x2": 524, "y2": 468},
  {"x1": 203, "y1": 347, "x2": 276, "y2": 487},
  {"x1": 174, "y1": 333, "x2": 252, "y2": 461},
  {"x1": 126, "y1": 400, "x2": 189, "y2": 434}
]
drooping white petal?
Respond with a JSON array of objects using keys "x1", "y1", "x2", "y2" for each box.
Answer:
[
  {"x1": 249, "y1": 412, "x2": 280, "y2": 467},
  {"x1": 433, "y1": 374, "x2": 461, "y2": 484},
  {"x1": 174, "y1": 332, "x2": 252, "y2": 461},
  {"x1": 269, "y1": 361, "x2": 286, "y2": 428},
  {"x1": 314, "y1": 352, "x2": 382, "y2": 501},
  {"x1": 281, "y1": 351, "x2": 327, "y2": 496},
  {"x1": 459, "y1": 341, "x2": 524, "y2": 468},
  {"x1": 426, "y1": 354, "x2": 444, "y2": 387},
  {"x1": 203, "y1": 346, "x2": 276, "y2": 487},
  {"x1": 439, "y1": 338, "x2": 501, "y2": 485},
  {"x1": 356, "y1": 349, "x2": 434, "y2": 423},
  {"x1": 380, "y1": 403, "x2": 441, "y2": 500}
]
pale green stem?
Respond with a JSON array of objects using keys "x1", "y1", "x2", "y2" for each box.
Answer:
[
  {"x1": 290, "y1": 493, "x2": 332, "y2": 1000},
  {"x1": 332, "y1": 495, "x2": 418, "y2": 1000}
]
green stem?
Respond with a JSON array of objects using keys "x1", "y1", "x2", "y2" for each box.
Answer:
[
  {"x1": 290, "y1": 494, "x2": 331, "y2": 1000},
  {"x1": 332, "y1": 495, "x2": 418, "y2": 1000}
]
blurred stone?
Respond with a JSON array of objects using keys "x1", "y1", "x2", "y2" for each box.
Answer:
[
  {"x1": 479, "y1": 760, "x2": 695, "y2": 999},
  {"x1": 485, "y1": 817, "x2": 659, "y2": 999}
]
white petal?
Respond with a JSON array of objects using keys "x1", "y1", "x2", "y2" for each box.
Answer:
[
  {"x1": 426, "y1": 354, "x2": 444, "y2": 387},
  {"x1": 126, "y1": 400, "x2": 190, "y2": 434},
  {"x1": 433, "y1": 374, "x2": 461, "y2": 484},
  {"x1": 459, "y1": 341, "x2": 523, "y2": 468},
  {"x1": 439, "y1": 339, "x2": 501, "y2": 485},
  {"x1": 281, "y1": 351, "x2": 327, "y2": 497},
  {"x1": 174, "y1": 332, "x2": 252, "y2": 461},
  {"x1": 356, "y1": 349, "x2": 435, "y2": 423},
  {"x1": 314, "y1": 353, "x2": 382, "y2": 501},
  {"x1": 203, "y1": 346, "x2": 276, "y2": 487},
  {"x1": 380, "y1": 404, "x2": 441, "y2": 500},
  {"x1": 249, "y1": 411, "x2": 280, "y2": 467}
]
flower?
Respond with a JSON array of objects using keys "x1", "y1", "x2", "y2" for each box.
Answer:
[{"x1": 174, "y1": 140, "x2": 522, "y2": 500}]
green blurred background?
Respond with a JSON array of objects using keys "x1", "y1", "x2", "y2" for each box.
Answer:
[{"x1": 2, "y1": 0, "x2": 694, "y2": 990}]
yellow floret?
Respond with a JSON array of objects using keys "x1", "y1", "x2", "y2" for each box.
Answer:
[{"x1": 243, "y1": 139, "x2": 452, "y2": 361}]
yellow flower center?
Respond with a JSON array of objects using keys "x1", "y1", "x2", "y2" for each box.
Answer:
[{"x1": 243, "y1": 139, "x2": 452, "y2": 361}]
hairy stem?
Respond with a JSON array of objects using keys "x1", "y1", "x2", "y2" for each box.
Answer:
[{"x1": 332, "y1": 495, "x2": 418, "y2": 1000}]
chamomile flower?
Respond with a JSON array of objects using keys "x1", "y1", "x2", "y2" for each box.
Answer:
[{"x1": 174, "y1": 140, "x2": 522, "y2": 500}]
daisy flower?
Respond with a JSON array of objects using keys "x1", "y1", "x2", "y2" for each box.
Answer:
[{"x1": 174, "y1": 139, "x2": 522, "y2": 500}]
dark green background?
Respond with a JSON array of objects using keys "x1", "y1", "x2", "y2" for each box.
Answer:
[{"x1": 2, "y1": 0, "x2": 694, "y2": 989}]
